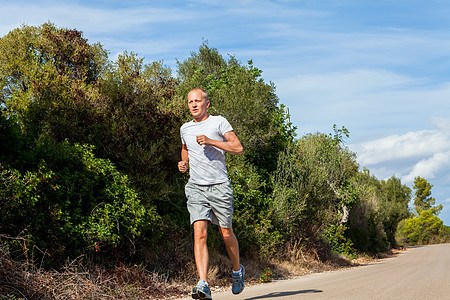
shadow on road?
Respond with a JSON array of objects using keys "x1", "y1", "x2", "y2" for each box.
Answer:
[{"x1": 244, "y1": 289, "x2": 323, "y2": 299}]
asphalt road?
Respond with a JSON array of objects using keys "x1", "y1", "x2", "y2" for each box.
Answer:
[{"x1": 183, "y1": 243, "x2": 450, "y2": 300}]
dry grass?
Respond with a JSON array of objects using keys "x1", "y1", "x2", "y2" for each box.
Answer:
[
  {"x1": 0, "y1": 238, "x2": 190, "y2": 300},
  {"x1": 0, "y1": 256, "x2": 192, "y2": 299}
]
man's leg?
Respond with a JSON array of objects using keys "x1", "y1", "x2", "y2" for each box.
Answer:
[
  {"x1": 219, "y1": 226, "x2": 245, "y2": 294},
  {"x1": 193, "y1": 220, "x2": 209, "y2": 282},
  {"x1": 219, "y1": 226, "x2": 240, "y2": 271}
]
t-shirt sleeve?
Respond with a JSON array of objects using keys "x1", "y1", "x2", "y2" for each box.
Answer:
[
  {"x1": 219, "y1": 116, "x2": 233, "y2": 137},
  {"x1": 180, "y1": 126, "x2": 186, "y2": 145}
]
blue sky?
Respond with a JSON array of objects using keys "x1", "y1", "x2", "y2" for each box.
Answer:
[{"x1": 1, "y1": 0, "x2": 450, "y2": 225}]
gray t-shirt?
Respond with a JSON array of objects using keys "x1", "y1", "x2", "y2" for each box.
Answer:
[{"x1": 180, "y1": 115, "x2": 233, "y2": 185}]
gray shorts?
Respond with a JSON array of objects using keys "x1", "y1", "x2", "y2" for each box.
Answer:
[{"x1": 185, "y1": 181, "x2": 234, "y2": 228}]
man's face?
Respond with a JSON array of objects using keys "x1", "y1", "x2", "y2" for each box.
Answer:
[{"x1": 188, "y1": 90, "x2": 210, "y2": 121}]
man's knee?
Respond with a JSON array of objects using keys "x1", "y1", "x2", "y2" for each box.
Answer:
[
  {"x1": 194, "y1": 230, "x2": 207, "y2": 242},
  {"x1": 220, "y1": 227, "x2": 236, "y2": 242},
  {"x1": 193, "y1": 220, "x2": 208, "y2": 241}
]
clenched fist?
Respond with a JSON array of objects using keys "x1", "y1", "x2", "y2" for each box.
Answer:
[
  {"x1": 178, "y1": 160, "x2": 188, "y2": 173},
  {"x1": 196, "y1": 135, "x2": 212, "y2": 146}
]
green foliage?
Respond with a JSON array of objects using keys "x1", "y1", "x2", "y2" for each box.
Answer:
[
  {"x1": 271, "y1": 142, "x2": 307, "y2": 237},
  {"x1": 1, "y1": 22, "x2": 184, "y2": 214},
  {"x1": 0, "y1": 294, "x2": 25, "y2": 300},
  {"x1": 395, "y1": 177, "x2": 448, "y2": 247},
  {"x1": 346, "y1": 170, "x2": 389, "y2": 252},
  {"x1": 279, "y1": 132, "x2": 358, "y2": 235},
  {"x1": 270, "y1": 129, "x2": 371, "y2": 257},
  {"x1": 252, "y1": 216, "x2": 284, "y2": 259},
  {"x1": 97, "y1": 51, "x2": 183, "y2": 210},
  {"x1": 0, "y1": 138, "x2": 158, "y2": 264},
  {"x1": 378, "y1": 176, "x2": 411, "y2": 247},
  {"x1": 322, "y1": 225, "x2": 356, "y2": 259},
  {"x1": 259, "y1": 267, "x2": 274, "y2": 283},
  {"x1": 413, "y1": 177, "x2": 442, "y2": 215},
  {"x1": 346, "y1": 170, "x2": 412, "y2": 252},
  {"x1": 233, "y1": 208, "x2": 284, "y2": 259},
  {"x1": 0, "y1": 23, "x2": 107, "y2": 137},
  {"x1": 396, "y1": 209, "x2": 448, "y2": 246},
  {"x1": 331, "y1": 124, "x2": 350, "y2": 144}
]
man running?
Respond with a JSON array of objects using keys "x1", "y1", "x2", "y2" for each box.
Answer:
[{"x1": 178, "y1": 88, "x2": 245, "y2": 299}]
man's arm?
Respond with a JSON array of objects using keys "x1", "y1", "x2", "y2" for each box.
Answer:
[
  {"x1": 178, "y1": 144, "x2": 189, "y2": 173},
  {"x1": 196, "y1": 131, "x2": 243, "y2": 155}
]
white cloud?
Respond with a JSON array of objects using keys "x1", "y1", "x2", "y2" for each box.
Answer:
[
  {"x1": 353, "y1": 129, "x2": 450, "y2": 166},
  {"x1": 349, "y1": 117, "x2": 450, "y2": 186},
  {"x1": 401, "y1": 151, "x2": 450, "y2": 184},
  {"x1": 431, "y1": 116, "x2": 450, "y2": 130},
  {"x1": 349, "y1": 119, "x2": 450, "y2": 225},
  {"x1": 273, "y1": 66, "x2": 450, "y2": 142}
]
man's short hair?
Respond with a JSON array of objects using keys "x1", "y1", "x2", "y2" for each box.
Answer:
[{"x1": 190, "y1": 88, "x2": 209, "y2": 101}]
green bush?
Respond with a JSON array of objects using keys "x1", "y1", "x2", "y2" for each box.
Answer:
[
  {"x1": 259, "y1": 267, "x2": 274, "y2": 283},
  {"x1": 395, "y1": 210, "x2": 447, "y2": 246},
  {"x1": 0, "y1": 139, "x2": 159, "y2": 265},
  {"x1": 322, "y1": 224, "x2": 356, "y2": 258}
]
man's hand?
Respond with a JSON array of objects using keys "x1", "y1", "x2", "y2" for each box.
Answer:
[
  {"x1": 196, "y1": 135, "x2": 212, "y2": 146},
  {"x1": 195, "y1": 132, "x2": 243, "y2": 155},
  {"x1": 178, "y1": 160, "x2": 189, "y2": 173}
]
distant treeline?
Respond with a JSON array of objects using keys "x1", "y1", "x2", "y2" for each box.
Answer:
[{"x1": 0, "y1": 23, "x2": 448, "y2": 272}]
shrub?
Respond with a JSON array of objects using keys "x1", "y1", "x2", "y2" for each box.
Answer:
[
  {"x1": 322, "y1": 224, "x2": 356, "y2": 259},
  {"x1": 259, "y1": 267, "x2": 274, "y2": 283},
  {"x1": 0, "y1": 139, "x2": 159, "y2": 265},
  {"x1": 395, "y1": 210, "x2": 447, "y2": 246}
]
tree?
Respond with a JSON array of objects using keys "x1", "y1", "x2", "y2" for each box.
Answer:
[
  {"x1": 394, "y1": 177, "x2": 448, "y2": 246},
  {"x1": 347, "y1": 169, "x2": 389, "y2": 252},
  {"x1": 0, "y1": 23, "x2": 107, "y2": 138},
  {"x1": 5, "y1": 22, "x2": 433, "y2": 274},
  {"x1": 1, "y1": 23, "x2": 185, "y2": 212},
  {"x1": 271, "y1": 129, "x2": 360, "y2": 256},
  {"x1": 379, "y1": 176, "x2": 411, "y2": 247},
  {"x1": 396, "y1": 210, "x2": 446, "y2": 245},
  {"x1": 97, "y1": 52, "x2": 183, "y2": 210},
  {"x1": 0, "y1": 23, "x2": 180, "y2": 265},
  {"x1": 413, "y1": 177, "x2": 442, "y2": 215}
]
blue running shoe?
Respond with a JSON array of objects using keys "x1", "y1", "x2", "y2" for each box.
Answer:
[
  {"x1": 232, "y1": 265, "x2": 245, "y2": 294},
  {"x1": 192, "y1": 279, "x2": 212, "y2": 300}
]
